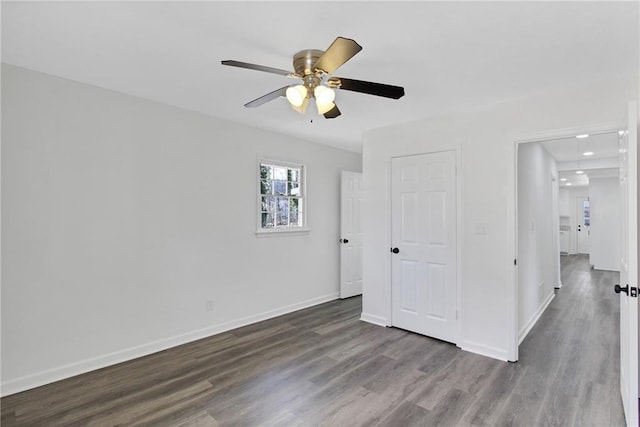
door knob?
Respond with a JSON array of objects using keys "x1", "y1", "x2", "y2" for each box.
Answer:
[
  {"x1": 391, "y1": 247, "x2": 399, "y2": 254},
  {"x1": 340, "y1": 238, "x2": 349, "y2": 244},
  {"x1": 615, "y1": 284, "x2": 629, "y2": 295}
]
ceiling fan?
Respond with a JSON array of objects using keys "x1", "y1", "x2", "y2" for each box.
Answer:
[{"x1": 221, "y1": 36, "x2": 405, "y2": 119}]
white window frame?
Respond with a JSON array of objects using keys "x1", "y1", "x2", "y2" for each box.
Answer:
[{"x1": 256, "y1": 158, "x2": 309, "y2": 236}]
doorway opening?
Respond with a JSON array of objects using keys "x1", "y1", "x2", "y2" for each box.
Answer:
[{"x1": 515, "y1": 129, "x2": 622, "y2": 348}]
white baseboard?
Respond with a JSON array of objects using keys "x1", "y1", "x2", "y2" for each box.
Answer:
[
  {"x1": 458, "y1": 340, "x2": 509, "y2": 362},
  {"x1": 518, "y1": 291, "x2": 555, "y2": 345},
  {"x1": 1, "y1": 292, "x2": 339, "y2": 397},
  {"x1": 360, "y1": 312, "x2": 389, "y2": 327}
]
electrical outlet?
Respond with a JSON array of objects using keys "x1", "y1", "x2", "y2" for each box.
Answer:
[{"x1": 205, "y1": 300, "x2": 214, "y2": 312}]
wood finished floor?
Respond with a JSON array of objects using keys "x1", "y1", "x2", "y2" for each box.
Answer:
[{"x1": 1, "y1": 254, "x2": 625, "y2": 426}]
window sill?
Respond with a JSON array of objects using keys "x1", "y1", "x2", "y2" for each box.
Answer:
[{"x1": 256, "y1": 228, "x2": 311, "y2": 237}]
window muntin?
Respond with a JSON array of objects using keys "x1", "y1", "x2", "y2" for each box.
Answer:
[{"x1": 259, "y1": 162, "x2": 304, "y2": 230}]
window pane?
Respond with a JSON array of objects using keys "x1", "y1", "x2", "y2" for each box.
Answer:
[
  {"x1": 290, "y1": 211, "x2": 299, "y2": 226},
  {"x1": 289, "y1": 169, "x2": 300, "y2": 182},
  {"x1": 276, "y1": 212, "x2": 289, "y2": 226},
  {"x1": 274, "y1": 167, "x2": 287, "y2": 181},
  {"x1": 583, "y1": 200, "x2": 590, "y2": 226},
  {"x1": 274, "y1": 180, "x2": 287, "y2": 195},
  {"x1": 260, "y1": 165, "x2": 272, "y2": 180},
  {"x1": 260, "y1": 180, "x2": 272, "y2": 195},
  {"x1": 277, "y1": 197, "x2": 289, "y2": 212},
  {"x1": 261, "y1": 212, "x2": 274, "y2": 228},
  {"x1": 261, "y1": 196, "x2": 276, "y2": 212},
  {"x1": 288, "y1": 182, "x2": 300, "y2": 196}
]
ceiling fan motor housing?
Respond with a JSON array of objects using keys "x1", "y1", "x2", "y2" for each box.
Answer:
[
  {"x1": 293, "y1": 50, "x2": 325, "y2": 99},
  {"x1": 293, "y1": 49, "x2": 324, "y2": 76}
]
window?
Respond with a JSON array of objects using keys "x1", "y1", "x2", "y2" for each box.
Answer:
[
  {"x1": 583, "y1": 199, "x2": 590, "y2": 226},
  {"x1": 258, "y1": 161, "x2": 306, "y2": 232}
]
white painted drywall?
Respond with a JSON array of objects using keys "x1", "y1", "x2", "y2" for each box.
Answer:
[
  {"x1": 558, "y1": 187, "x2": 570, "y2": 216},
  {"x1": 362, "y1": 73, "x2": 637, "y2": 361},
  {"x1": 517, "y1": 142, "x2": 558, "y2": 342},
  {"x1": 1, "y1": 65, "x2": 361, "y2": 395},
  {"x1": 589, "y1": 177, "x2": 621, "y2": 271}
]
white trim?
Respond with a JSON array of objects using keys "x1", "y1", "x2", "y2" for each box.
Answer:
[
  {"x1": 518, "y1": 291, "x2": 555, "y2": 344},
  {"x1": 458, "y1": 340, "x2": 510, "y2": 362},
  {"x1": 507, "y1": 138, "x2": 518, "y2": 362},
  {"x1": 360, "y1": 312, "x2": 389, "y2": 327},
  {"x1": 1, "y1": 292, "x2": 339, "y2": 397},
  {"x1": 255, "y1": 227, "x2": 311, "y2": 237}
]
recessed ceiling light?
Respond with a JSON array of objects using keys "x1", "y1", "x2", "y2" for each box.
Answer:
[
  {"x1": 576, "y1": 134, "x2": 590, "y2": 139},
  {"x1": 576, "y1": 171, "x2": 584, "y2": 174},
  {"x1": 566, "y1": 183, "x2": 573, "y2": 186},
  {"x1": 560, "y1": 178, "x2": 567, "y2": 181},
  {"x1": 583, "y1": 151, "x2": 594, "y2": 156}
]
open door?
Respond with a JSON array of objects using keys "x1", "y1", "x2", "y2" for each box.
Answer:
[
  {"x1": 618, "y1": 101, "x2": 638, "y2": 426},
  {"x1": 339, "y1": 171, "x2": 363, "y2": 298}
]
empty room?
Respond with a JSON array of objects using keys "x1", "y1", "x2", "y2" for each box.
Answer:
[{"x1": 2, "y1": 1, "x2": 639, "y2": 426}]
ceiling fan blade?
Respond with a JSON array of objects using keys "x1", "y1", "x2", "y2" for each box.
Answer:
[
  {"x1": 331, "y1": 77, "x2": 405, "y2": 99},
  {"x1": 312, "y1": 37, "x2": 362, "y2": 74},
  {"x1": 244, "y1": 86, "x2": 288, "y2": 108},
  {"x1": 323, "y1": 103, "x2": 341, "y2": 119},
  {"x1": 221, "y1": 60, "x2": 296, "y2": 77}
]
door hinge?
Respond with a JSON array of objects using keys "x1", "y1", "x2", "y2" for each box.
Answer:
[{"x1": 514, "y1": 259, "x2": 517, "y2": 266}]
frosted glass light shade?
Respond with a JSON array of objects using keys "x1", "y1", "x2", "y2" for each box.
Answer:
[
  {"x1": 314, "y1": 86, "x2": 335, "y2": 111},
  {"x1": 316, "y1": 101, "x2": 336, "y2": 115},
  {"x1": 290, "y1": 97, "x2": 309, "y2": 114},
  {"x1": 286, "y1": 85, "x2": 307, "y2": 107}
]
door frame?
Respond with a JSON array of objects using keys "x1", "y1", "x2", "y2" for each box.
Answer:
[
  {"x1": 388, "y1": 148, "x2": 462, "y2": 345},
  {"x1": 509, "y1": 122, "x2": 625, "y2": 361}
]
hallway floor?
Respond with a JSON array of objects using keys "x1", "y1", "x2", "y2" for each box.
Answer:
[{"x1": 515, "y1": 254, "x2": 625, "y2": 426}]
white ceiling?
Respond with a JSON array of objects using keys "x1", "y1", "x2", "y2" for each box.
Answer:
[
  {"x1": 2, "y1": 1, "x2": 638, "y2": 152},
  {"x1": 541, "y1": 132, "x2": 621, "y2": 163},
  {"x1": 540, "y1": 131, "x2": 621, "y2": 187}
]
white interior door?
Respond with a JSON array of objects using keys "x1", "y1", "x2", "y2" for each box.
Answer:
[
  {"x1": 340, "y1": 171, "x2": 363, "y2": 298},
  {"x1": 575, "y1": 196, "x2": 590, "y2": 254},
  {"x1": 391, "y1": 151, "x2": 457, "y2": 343},
  {"x1": 619, "y1": 101, "x2": 638, "y2": 426}
]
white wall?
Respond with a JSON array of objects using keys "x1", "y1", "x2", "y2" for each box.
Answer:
[
  {"x1": 559, "y1": 186, "x2": 590, "y2": 254},
  {"x1": 362, "y1": 73, "x2": 637, "y2": 361},
  {"x1": 1, "y1": 65, "x2": 362, "y2": 395},
  {"x1": 517, "y1": 142, "x2": 558, "y2": 343},
  {"x1": 589, "y1": 177, "x2": 621, "y2": 271}
]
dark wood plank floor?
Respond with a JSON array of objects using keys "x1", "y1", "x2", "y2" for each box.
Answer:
[{"x1": 1, "y1": 254, "x2": 625, "y2": 426}]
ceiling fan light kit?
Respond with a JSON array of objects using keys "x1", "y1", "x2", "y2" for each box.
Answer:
[
  {"x1": 285, "y1": 85, "x2": 307, "y2": 107},
  {"x1": 222, "y1": 36, "x2": 405, "y2": 119}
]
